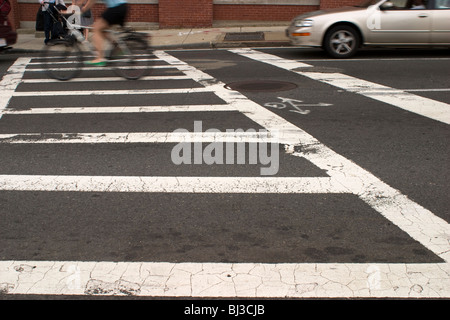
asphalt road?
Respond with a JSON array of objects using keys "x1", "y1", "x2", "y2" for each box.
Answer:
[{"x1": 0, "y1": 47, "x2": 449, "y2": 301}]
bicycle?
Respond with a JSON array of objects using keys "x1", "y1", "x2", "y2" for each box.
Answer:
[{"x1": 40, "y1": 3, "x2": 151, "y2": 81}]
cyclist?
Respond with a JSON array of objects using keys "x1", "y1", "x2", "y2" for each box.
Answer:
[{"x1": 81, "y1": 0, "x2": 128, "y2": 66}]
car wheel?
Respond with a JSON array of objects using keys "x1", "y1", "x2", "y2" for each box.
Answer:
[{"x1": 324, "y1": 25, "x2": 360, "y2": 59}]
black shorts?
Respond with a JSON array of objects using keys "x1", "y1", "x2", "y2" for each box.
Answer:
[{"x1": 101, "y1": 3, "x2": 128, "y2": 26}]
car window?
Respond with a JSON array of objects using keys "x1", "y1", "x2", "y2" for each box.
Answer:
[
  {"x1": 434, "y1": 0, "x2": 450, "y2": 8},
  {"x1": 408, "y1": 0, "x2": 429, "y2": 8},
  {"x1": 384, "y1": 0, "x2": 410, "y2": 9},
  {"x1": 393, "y1": 0, "x2": 409, "y2": 7}
]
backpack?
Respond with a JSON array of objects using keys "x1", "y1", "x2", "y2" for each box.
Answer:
[{"x1": 0, "y1": 0, "x2": 11, "y2": 15}]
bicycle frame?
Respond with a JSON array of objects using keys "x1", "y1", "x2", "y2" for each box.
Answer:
[
  {"x1": 41, "y1": 2, "x2": 151, "y2": 80},
  {"x1": 47, "y1": 4, "x2": 132, "y2": 60}
]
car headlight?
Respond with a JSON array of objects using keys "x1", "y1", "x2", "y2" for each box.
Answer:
[{"x1": 294, "y1": 19, "x2": 314, "y2": 28}]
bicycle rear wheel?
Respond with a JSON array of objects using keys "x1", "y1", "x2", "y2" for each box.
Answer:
[
  {"x1": 41, "y1": 38, "x2": 83, "y2": 81},
  {"x1": 112, "y1": 36, "x2": 151, "y2": 80}
]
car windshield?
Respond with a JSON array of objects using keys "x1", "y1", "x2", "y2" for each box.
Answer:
[{"x1": 354, "y1": 0, "x2": 385, "y2": 7}]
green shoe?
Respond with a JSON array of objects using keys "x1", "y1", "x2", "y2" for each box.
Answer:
[{"x1": 84, "y1": 60, "x2": 107, "y2": 67}]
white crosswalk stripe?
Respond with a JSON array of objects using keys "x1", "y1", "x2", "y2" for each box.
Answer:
[
  {"x1": 0, "y1": 105, "x2": 234, "y2": 115},
  {"x1": 0, "y1": 50, "x2": 449, "y2": 298},
  {"x1": 12, "y1": 87, "x2": 212, "y2": 96},
  {"x1": 20, "y1": 75, "x2": 191, "y2": 83},
  {"x1": 0, "y1": 131, "x2": 278, "y2": 144}
]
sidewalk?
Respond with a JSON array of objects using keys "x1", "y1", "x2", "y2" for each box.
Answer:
[{"x1": 11, "y1": 24, "x2": 291, "y2": 53}]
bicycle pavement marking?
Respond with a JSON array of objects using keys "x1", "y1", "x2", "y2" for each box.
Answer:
[{"x1": 229, "y1": 48, "x2": 450, "y2": 125}]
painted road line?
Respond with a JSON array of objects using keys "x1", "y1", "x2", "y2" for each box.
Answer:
[
  {"x1": 156, "y1": 51, "x2": 450, "y2": 263},
  {"x1": 27, "y1": 58, "x2": 156, "y2": 65},
  {"x1": 0, "y1": 105, "x2": 235, "y2": 115},
  {"x1": 229, "y1": 48, "x2": 450, "y2": 125},
  {"x1": 0, "y1": 58, "x2": 31, "y2": 120},
  {"x1": 336, "y1": 88, "x2": 450, "y2": 93},
  {"x1": 403, "y1": 88, "x2": 450, "y2": 92},
  {"x1": 289, "y1": 150, "x2": 450, "y2": 264},
  {"x1": 0, "y1": 175, "x2": 345, "y2": 193},
  {"x1": 30, "y1": 53, "x2": 153, "y2": 61},
  {"x1": 295, "y1": 57, "x2": 450, "y2": 62},
  {"x1": 11, "y1": 87, "x2": 213, "y2": 96},
  {"x1": 1, "y1": 261, "x2": 449, "y2": 297},
  {"x1": 0, "y1": 131, "x2": 279, "y2": 144},
  {"x1": 25, "y1": 65, "x2": 174, "y2": 73},
  {"x1": 20, "y1": 75, "x2": 191, "y2": 83},
  {"x1": 302, "y1": 72, "x2": 450, "y2": 125}
]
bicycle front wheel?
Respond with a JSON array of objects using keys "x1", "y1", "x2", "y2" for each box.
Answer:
[
  {"x1": 41, "y1": 38, "x2": 83, "y2": 81},
  {"x1": 112, "y1": 37, "x2": 151, "y2": 80}
]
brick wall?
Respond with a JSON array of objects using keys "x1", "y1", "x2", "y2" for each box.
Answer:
[
  {"x1": 128, "y1": 4, "x2": 159, "y2": 23},
  {"x1": 213, "y1": 4, "x2": 320, "y2": 21},
  {"x1": 16, "y1": 2, "x2": 158, "y2": 28},
  {"x1": 159, "y1": 0, "x2": 213, "y2": 28},
  {"x1": 16, "y1": 3, "x2": 41, "y2": 23},
  {"x1": 15, "y1": 0, "x2": 361, "y2": 29},
  {"x1": 8, "y1": 0, "x2": 20, "y2": 30},
  {"x1": 320, "y1": 0, "x2": 361, "y2": 9},
  {"x1": 17, "y1": 3, "x2": 108, "y2": 25}
]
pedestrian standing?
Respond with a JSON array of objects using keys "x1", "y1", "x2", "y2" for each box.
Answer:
[
  {"x1": 39, "y1": 0, "x2": 55, "y2": 45},
  {"x1": 73, "y1": 0, "x2": 93, "y2": 39},
  {"x1": 39, "y1": 0, "x2": 66, "y2": 44}
]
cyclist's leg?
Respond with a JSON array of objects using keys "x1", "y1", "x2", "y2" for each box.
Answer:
[
  {"x1": 86, "y1": 17, "x2": 109, "y2": 65},
  {"x1": 86, "y1": 4, "x2": 127, "y2": 65}
]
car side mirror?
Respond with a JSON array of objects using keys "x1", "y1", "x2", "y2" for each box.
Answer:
[{"x1": 380, "y1": 1, "x2": 394, "y2": 9}]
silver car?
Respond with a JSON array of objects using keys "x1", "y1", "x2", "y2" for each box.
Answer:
[{"x1": 286, "y1": 0, "x2": 450, "y2": 58}]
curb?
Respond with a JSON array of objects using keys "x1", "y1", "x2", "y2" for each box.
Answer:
[
  {"x1": 9, "y1": 28, "x2": 294, "y2": 53},
  {"x1": 8, "y1": 41, "x2": 293, "y2": 54},
  {"x1": 4, "y1": 48, "x2": 41, "y2": 54},
  {"x1": 212, "y1": 41, "x2": 291, "y2": 48}
]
